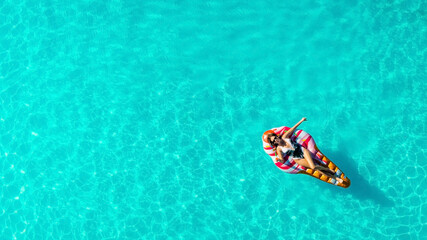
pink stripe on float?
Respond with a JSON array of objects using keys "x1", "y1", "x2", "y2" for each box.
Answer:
[{"x1": 303, "y1": 136, "x2": 312, "y2": 148}]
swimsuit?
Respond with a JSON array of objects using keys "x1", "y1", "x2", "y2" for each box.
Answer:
[{"x1": 280, "y1": 138, "x2": 304, "y2": 159}]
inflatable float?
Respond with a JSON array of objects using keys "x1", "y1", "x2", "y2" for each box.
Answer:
[{"x1": 262, "y1": 126, "x2": 350, "y2": 188}]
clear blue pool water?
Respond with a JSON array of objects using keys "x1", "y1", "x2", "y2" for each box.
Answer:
[{"x1": 0, "y1": 0, "x2": 426, "y2": 239}]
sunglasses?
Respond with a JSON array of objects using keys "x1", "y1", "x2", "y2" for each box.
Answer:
[{"x1": 269, "y1": 135, "x2": 279, "y2": 146}]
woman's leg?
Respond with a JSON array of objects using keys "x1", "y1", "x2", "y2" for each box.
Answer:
[
  {"x1": 293, "y1": 147, "x2": 315, "y2": 169},
  {"x1": 295, "y1": 147, "x2": 343, "y2": 183}
]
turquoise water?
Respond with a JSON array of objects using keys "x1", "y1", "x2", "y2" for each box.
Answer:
[{"x1": 1, "y1": 0, "x2": 426, "y2": 239}]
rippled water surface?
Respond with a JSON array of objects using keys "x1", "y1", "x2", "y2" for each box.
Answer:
[{"x1": 0, "y1": 0, "x2": 426, "y2": 239}]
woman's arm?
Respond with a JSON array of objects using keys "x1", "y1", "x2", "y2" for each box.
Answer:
[
  {"x1": 276, "y1": 146, "x2": 284, "y2": 163},
  {"x1": 282, "y1": 117, "x2": 307, "y2": 139}
]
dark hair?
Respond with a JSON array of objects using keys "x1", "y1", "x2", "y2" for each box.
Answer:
[{"x1": 268, "y1": 133, "x2": 278, "y2": 147}]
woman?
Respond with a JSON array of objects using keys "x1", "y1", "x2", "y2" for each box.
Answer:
[{"x1": 267, "y1": 118, "x2": 343, "y2": 183}]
